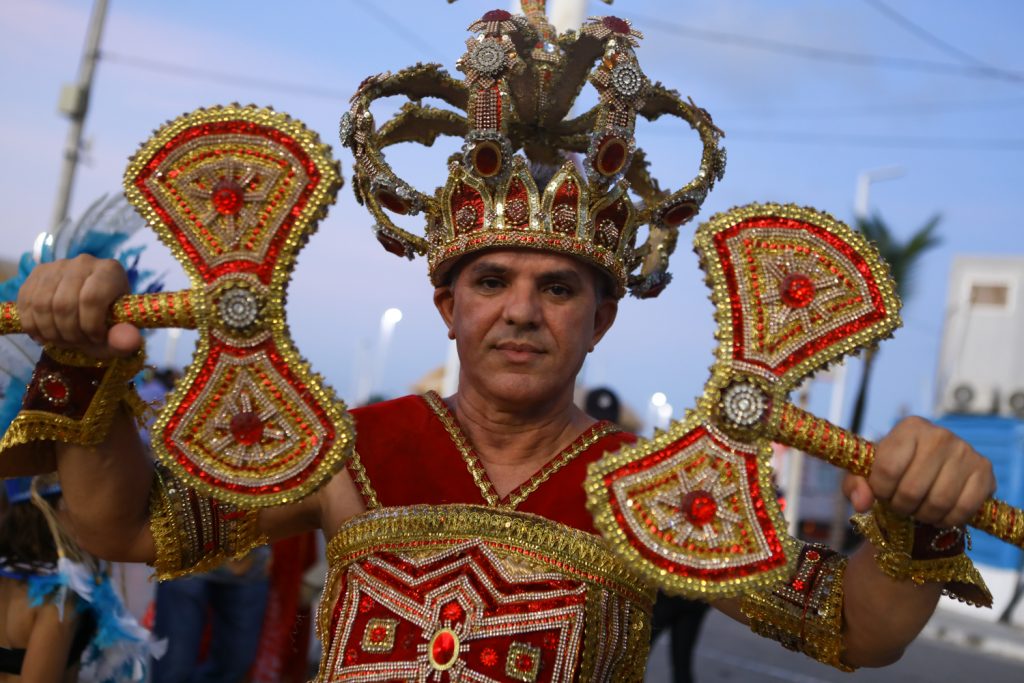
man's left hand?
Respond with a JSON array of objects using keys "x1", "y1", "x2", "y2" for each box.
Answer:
[{"x1": 842, "y1": 416, "x2": 996, "y2": 527}]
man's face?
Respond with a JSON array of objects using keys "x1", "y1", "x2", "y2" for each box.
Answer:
[{"x1": 434, "y1": 249, "x2": 618, "y2": 411}]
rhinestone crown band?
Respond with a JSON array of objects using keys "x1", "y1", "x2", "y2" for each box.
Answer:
[{"x1": 341, "y1": 2, "x2": 726, "y2": 298}]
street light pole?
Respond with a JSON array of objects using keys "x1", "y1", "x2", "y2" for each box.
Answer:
[
  {"x1": 50, "y1": 0, "x2": 110, "y2": 236},
  {"x1": 824, "y1": 165, "x2": 907, "y2": 550}
]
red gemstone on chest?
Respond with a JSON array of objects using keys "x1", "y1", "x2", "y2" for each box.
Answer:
[
  {"x1": 482, "y1": 9, "x2": 511, "y2": 22},
  {"x1": 429, "y1": 629, "x2": 459, "y2": 669},
  {"x1": 682, "y1": 490, "x2": 717, "y2": 526},
  {"x1": 603, "y1": 16, "x2": 631, "y2": 34},
  {"x1": 230, "y1": 411, "x2": 264, "y2": 445},
  {"x1": 212, "y1": 179, "x2": 245, "y2": 215},
  {"x1": 781, "y1": 273, "x2": 815, "y2": 308}
]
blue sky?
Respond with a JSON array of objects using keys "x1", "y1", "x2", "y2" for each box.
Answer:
[{"x1": 1, "y1": 0, "x2": 1022, "y2": 441}]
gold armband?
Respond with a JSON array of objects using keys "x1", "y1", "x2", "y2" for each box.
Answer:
[
  {"x1": 0, "y1": 347, "x2": 147, "y2": 476},
  {"x1": 740, "y1": 543, "x2": 852, "y2": 671},
  {"x1": 851, "y1": 502, "x2": 992, "y2": 608},
  {"x1": 149, "y1": 463, "x2": 268, "y2": 580}
]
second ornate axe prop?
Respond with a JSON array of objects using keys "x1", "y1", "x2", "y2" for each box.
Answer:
[
  {"x1": 586, "y1": 203, "x2": 1024, "y2": 599},
  {"x1": 0, "y1": 104, "x2": 353, "y2": 509}
]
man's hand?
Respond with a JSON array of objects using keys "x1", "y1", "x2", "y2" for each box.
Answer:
[
  {"x1": 842, "y1": 416, "x2": 996, "y2": 527},
  {"x1": 16, "y1": 254, "x2": 142, "y2": 358}
]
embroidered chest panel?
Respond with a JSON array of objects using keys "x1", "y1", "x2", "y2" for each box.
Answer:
[{"x1": 316, "y1": 505, "x2": 654, "y2": 682}]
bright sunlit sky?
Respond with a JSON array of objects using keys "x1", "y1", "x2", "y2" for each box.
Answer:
[{"x1": 1, "y1": 0, "x2": 1022, "y2": 439}]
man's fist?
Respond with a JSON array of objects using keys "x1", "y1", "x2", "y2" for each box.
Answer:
[{"x1": 16, "y1": 254, "x2": 142, "y2": 359}]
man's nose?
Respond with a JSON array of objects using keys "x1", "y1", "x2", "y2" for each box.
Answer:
[{"x1": 503, "y1": 282, "x2": 541, "y2": 326}]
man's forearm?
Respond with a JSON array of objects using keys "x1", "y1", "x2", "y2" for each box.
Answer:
[
  {"x1": 56, "y1": 407, "x2": 155, "y2": 562},
  {"x1": 841, "y1": 542, "x2": 942, "y2": 667}
]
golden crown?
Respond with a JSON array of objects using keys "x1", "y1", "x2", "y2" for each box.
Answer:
[{"x1": 340, "y1": 2, "x2": 725, "y2": 298}]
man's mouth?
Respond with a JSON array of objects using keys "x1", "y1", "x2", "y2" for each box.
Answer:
[{"x1": 494, "y1": 341, "x2": 544, "y2": 355}]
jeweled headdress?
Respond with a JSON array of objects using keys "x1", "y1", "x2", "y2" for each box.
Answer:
[{"x1": 341, "y1": 1, "x2": 726, "y2": 298}]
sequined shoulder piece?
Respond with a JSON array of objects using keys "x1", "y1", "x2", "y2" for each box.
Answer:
[{"x1": 316, "y1": 504, "x2": 656, "y2": 682}]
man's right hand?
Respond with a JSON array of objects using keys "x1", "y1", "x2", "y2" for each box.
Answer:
[{"x1": 16, "y1": 254, "x2": 142, "y2": 358}]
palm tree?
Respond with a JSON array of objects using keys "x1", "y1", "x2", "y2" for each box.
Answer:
[{"x1": 848, "y1": 212, "x2": 942, "y2": 436}]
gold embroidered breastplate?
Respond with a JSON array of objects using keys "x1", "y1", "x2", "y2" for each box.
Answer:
[{"x1": 314, "y1": 504, "x2": 655, "y2": 682}]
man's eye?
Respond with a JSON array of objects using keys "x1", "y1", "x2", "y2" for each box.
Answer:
[
  {"x1": 479, "y1": 277, "x2": 503, "y2": 289},
  {"x1": 546, "y1": 284, "x2": 572, "y2": 297}
]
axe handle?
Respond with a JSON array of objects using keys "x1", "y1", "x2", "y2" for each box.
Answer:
[
  {"x1": 776, "y1": 401, "x2": 1024, "y2": 549},
  {"x1": 0, "y1": 291, "x2": 197, "y2": 335}
]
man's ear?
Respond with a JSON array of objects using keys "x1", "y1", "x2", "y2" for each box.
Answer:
[
  {"x1": 590, "y1": 297, "x2": 618, "y2": 351},
  {"x1": 434, "y1": 286, "x2": 456, "y2": 339}
]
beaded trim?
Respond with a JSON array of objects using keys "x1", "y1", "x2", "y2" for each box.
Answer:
[
  {"x1": 851, "y1": 502, "x2": 992, "y2": 608},
  {"x1": 317, "y1": 504, "x2": 654, "y2": 682},
  {"x1": 0, "y1": 347, "x2": 147, "y2": 469},
  {"x1": 149, "y1": 463, "x2": 268, "y2": 580},
  {"x1": 345, "y1": 449, "x2": 381, "y2": 510},
  {"x1": 423, "y1": 391, "x2": 620, "y2": 509},
  {"x1": 740, "y1": 542, "x2": 851, "y2": 671}
]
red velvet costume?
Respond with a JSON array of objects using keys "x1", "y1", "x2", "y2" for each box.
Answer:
[{"x1": 314, "y1": 393, "x2": 656, "y2": 681}]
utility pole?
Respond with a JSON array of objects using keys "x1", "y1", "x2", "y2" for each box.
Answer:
[
  {"x1": 826, "y1": 166, "x2": 906, "y2": 551},
  {"x1": 50, "y1": 0, "x2": 110, "y2": 236}
]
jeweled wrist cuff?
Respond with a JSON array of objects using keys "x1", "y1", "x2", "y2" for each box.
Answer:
[
  {"x1": 740, "y1": 542, "x2": 852, "y2": 671},
  {"x1": 149, "y1": 463, "x2": 267, "y2": 580},
  {"x1": 851, "y1": 502, "x2": 992, "y2": 608},
  {"x1": 0, "y1": 346, "x2": 147, "y2": 464}
]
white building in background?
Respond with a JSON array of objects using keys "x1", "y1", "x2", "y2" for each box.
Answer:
[
  {"x1": 934, "y1": 255, "x2": 1024, "y2": 626},
  {"x1": 936, "y1": 256, "x2": 1024, "y2": 419}
]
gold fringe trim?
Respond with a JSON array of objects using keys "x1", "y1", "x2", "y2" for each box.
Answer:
[
  {"x1": 851, "y1": 503, "x2": 992, "y2": 608},
  {"x1": 740, "y1": 545, "x2": 852, "y2": 671},
  {"x1": 0, "y1": 347, "x2": 146, "y2": 456},
  {"x1": 149, "y1": 465, "x2": 268, "y2": 581}
]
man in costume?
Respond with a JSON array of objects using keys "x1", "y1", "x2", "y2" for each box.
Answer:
[{"x1": 2, "y1": 5, "x2": 999, "y2": 681}]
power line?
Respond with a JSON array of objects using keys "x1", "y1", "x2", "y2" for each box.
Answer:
[
  {"x1": 861, "y1": 0, "x2": 1001, "y2": 72},
  {"x1": 346, "y1": 0, "x2": 439, "y2": 62},
  {"x1": 629, "y1": 11, "x2": 1024, "y2": 86},
  {"x1": 100, "y1": 51, "x2": 350, "y2": 101},
  {"x1": 724, "y1": 129, "x2": 1024, "y2": 150},
  {"x1": 714, "y1": 97, "x2": 1024, "y2": 121}
]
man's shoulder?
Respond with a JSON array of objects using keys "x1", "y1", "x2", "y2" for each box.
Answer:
[{"x1": 351, "y1": 394, "x2": 427, "y2": 418}]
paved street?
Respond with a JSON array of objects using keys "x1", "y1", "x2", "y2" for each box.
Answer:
[{"x1": 646, "y1": 609, "x2": 1024, "y2": 683}]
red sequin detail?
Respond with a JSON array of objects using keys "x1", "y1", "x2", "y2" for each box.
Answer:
[
  {"x1": 516, "y1": 654, "x2": 534, "y2": 671},
  {"x1": 682, "y1": 490, "x2": 717, "y2": 526},
  {"x1": 602, "y1": 424, "x2": 787, "y2": 580},
  {"x1": 603, "y1": 16, "x2": 631, "y2": 34},
  {"x1": 441, "y1": 601, "x2": 464, "y2": 622},
  {"x1": 229, "y1": 411, "x2": 264, "y2": 445},
  {"x1": 359, "y1": 596, "x2": 374, "y2": 613},
  {"x1": 482, "y1": 9, "x2": 511, "y2": 21},
  {"x1": 805, "y1": 549, "x2": 820, "y2": 562},
  {"x1": 369, "y1": 626, "x2": 388, "y2": 643},
  {"x1": 344, "y1": 648, "x2": 358, "y2": 665},
  {"x1": 781, "y1": 273, "x2": 815, "y2": 308},
  {"x1": 480, "y1": 647, "x2": 499, "y2": 667},
  {"x1": 451, "y1": 182, "x2": 486, "y2": 235},
  {"x1": 430, "y1": 629, "x2": 458, "y2": 667},
  {"x1": 542, "y1": 631, "x2": 559, "y2": 650},
  {"x1": 792, "y1": 579, "x2": 805, "y2": 591},
  {"x1": 212, "y1": 179, "x2": 245, "y2": 215}
]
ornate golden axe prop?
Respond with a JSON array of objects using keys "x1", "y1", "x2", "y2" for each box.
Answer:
[
  {"x1": 0, "y1": 105, "x2": 353, "y2": 508},
  {"x1": 586, "y1": 203, "x2": 1024, "y2": 599}
]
